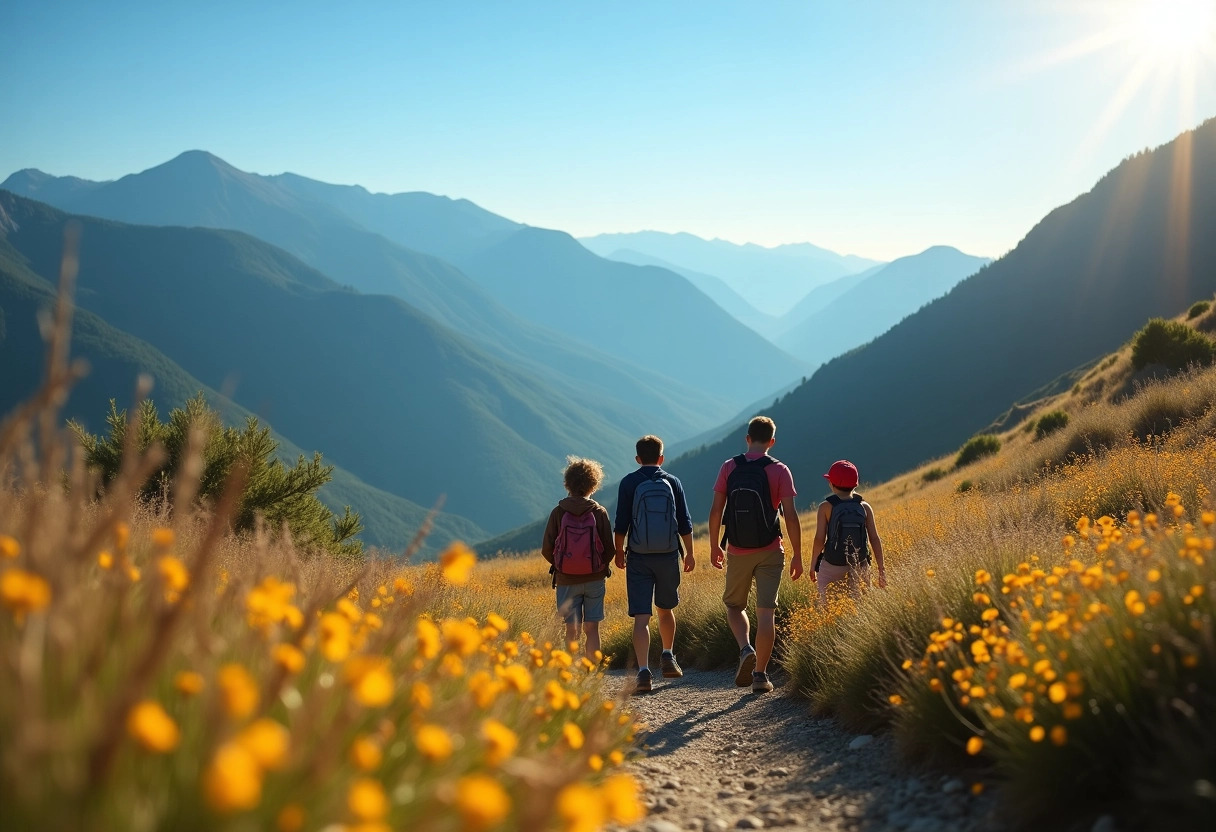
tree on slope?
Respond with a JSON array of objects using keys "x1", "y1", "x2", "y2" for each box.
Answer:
[{"x1": 70, "y1": 394, "x2": 363, "y2": 560}]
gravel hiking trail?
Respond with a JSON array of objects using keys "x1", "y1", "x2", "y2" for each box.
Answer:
[{"x1": 613, "y1": 669, "x2": 1005, "y2": 832}]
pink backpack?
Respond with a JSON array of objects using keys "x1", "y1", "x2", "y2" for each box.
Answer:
[{"x1": 554, "y1": 509, "x2": 605, "y2": 576}]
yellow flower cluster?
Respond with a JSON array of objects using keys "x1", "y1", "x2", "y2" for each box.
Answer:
[{"x1": 900, "y1": 501, "x2": 1212, "y2": 763}]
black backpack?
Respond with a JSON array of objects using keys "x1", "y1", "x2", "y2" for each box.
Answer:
[
  {"x1": 823, "y1": 494, "x2": 868, "y2": 567},
  {"x1": 721, "y1": 454, "x2": 782, "y2": 549}
]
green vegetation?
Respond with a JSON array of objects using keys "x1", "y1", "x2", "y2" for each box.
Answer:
[
  {"x1": 1131, "y1": 318, "x2": 1216, "y2": 372},
  {"x1": 1188, "y1": 300, "x2": 1211, "y2": 319},
  {"x1": 955, "y1": 434, "x2": 1001, "y2": 468},
  {"x1": 781, "y1": 357, "x2": 1216, "y2": 828},
  {"x1": 71, "y1": 395, "x2": 363, "y2": 559},
  {"x1": 921, "y1": 467, "x2": 947, "y2": 483},
  {"x1": 1034, "y1": 409, "x2": 1070, "y2": 439}
]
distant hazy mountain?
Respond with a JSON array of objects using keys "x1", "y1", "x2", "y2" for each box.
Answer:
[
  {"x1": 263, "y1": 172, "x2": 809, "y2": 407},
  {"x1": 775, "y1": 246, "x2": 990, "y2": 366},
  {"x1": 667, "y1": 118, "x2": 1216, "y2": 519},
  {"x1": 0, "y1": 192, "x2": 654, "y2": 533},
  {"x1": 454, "y1": 227, "x2": 809, "y2": 404},
  {"x1": 1, "y1": 152, "x2": 732, "y2": 440},
  {"x1": 579, "y1": 231, "x2": 882, "y2": 316},
  {"x1": 771, "y1": 266, "x2": 883, "y2": 337},
  {"x1": 599, "y1": 248, "x2": 777, "y2": 335},
  {"x1": 0, "y1": 221, "x2": 484, "y2": 555}
]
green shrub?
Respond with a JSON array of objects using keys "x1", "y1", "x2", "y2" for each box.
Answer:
[
  {"x1": 922, "y1": 467, "x2": 947, "y2": 483},
  {"x1": 1187, "y1": 300, "x2": 1210, "y2": 319},
  {"x1": 955, "y1": 434, "x2": 1001, "y2": 468},
  {"x1": 70, "y1": 394, "x2": 363, "y2": 559},
  {"x1": 1131, "y1": 318, "x2": 1216, "y2": 372},
  {"x1": 956, "y1": 479, "x2": 973, "y2": 493},
  {"x1": 1034, "y1": 410, "x2": 1070, "y2": 439}
]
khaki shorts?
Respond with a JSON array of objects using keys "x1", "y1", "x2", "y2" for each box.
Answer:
[{"x1": 723, "y1": 547, "x2": 784, "y2": 610}]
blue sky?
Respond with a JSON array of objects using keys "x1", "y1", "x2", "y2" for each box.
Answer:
[{"x1": 3, "y1": 1, "x2": 1214, "y2": 260}]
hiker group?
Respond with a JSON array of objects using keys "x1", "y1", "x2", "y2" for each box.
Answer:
[{"x1": 540, "y1": 417, "x2": 886, "y2": 694}]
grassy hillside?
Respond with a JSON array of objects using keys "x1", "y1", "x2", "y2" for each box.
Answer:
[
  {"x1": 0, "y1": 192, "x2": 647, "y2": 533},
  {"x1": 668, "y1": 118, "x2": 1216, "y2": 521},
  {"x1": 0, "y1": 238, "x2": 483, "y2": 556},
  {"x1": 0, "y1": 371, "x2": 640, "y2": 829},
  {"x1": 469, "y1": 310, "x2": 1216, "y2": 828},
  {"x1": 1, "y1": 153, "x2": 733, "y2": 443}
]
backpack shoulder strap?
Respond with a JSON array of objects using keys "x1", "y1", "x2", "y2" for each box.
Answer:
[{"x1": 826, "y1": 494, "x2": 842, "y2": 507}]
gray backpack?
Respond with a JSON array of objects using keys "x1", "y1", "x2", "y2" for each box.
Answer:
[
  {"x1": 628, "y1": 473, "x2": 679, "y2": 554},
  {"x1": 823, "y1": 494, "x2": 869, "y2": 567}
]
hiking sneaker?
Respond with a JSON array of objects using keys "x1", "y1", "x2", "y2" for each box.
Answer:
[
  {"x1": 735, "y1": 645, "x2": 757, "y2": 687},
  {"x1": 752, "y1": 671, "x2": 774, "y2": 694},
  {"x1": 660, "y1": 651, "x2": 683, "y2": 678},
  {"x1": 635, "y1": 667, "x2": 653, "y2": 693}
]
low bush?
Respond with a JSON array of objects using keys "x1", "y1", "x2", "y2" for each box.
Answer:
[
  {"x1": 1188, "y1": 300, "x2": 1211, "y2": 319},
  {"x1": 955, "y1": 434, "x2": 1001, "y2": 468},
  {"x1": 922, "y1": 467, "x2": 947, "y2": 483},
  {"x1": 1034, "y1": 410, "x2": 1070, "y2": 440},
  {"x1": 1131, "y1": 318, "x2": 1216, "y2": 372}
]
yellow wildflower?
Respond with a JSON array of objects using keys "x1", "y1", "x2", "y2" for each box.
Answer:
[
  {"x1": 1029, "y1": 725, "x2": 1045, "y2": 742},
  {"x1": 1048, "y1": 682, "x2": 1068, "y2": 704},
  {"x1": 609, "y1": 750, "x2": 625, "y2": 766},
  {"x1": 481, "y1": 719, "x2": 518, "y2": 766},
  {"x1": 966, "y1": 736, "x2": 983, "y2": 756},
  {"x1": 98, "y1": 550, "x2": 113, "y2": 569},
  {"x1": 217, "y1": 663, "x2": 259, "y2": 719},
  {"x1": 1, "y1": 567, "x2": 51, "y2": 618},
  {"x1": 415, "y1": 724, "x2": 453, "y2": 762},
  {"x1": 1050, "y1": 725, "x2": 1067, "y2": 746},
  {"x1": 0, "y1": 535, "x2": 19, "y2": 559},
  {"x1": 496, "y1": 663, "x2": 533, "y2": 694},
  {"x1": 236, "y1": 718, "x2": 289, "y2": 770},
  {"x1": 411, "y1": 681, "x2": 433, "y2": 710},
  {"x1": 487, "y1": 612, "x2": 509, "y2": 632},
  {"x1": 589, "y1": 754, "x2": 604, "y2": 771},
  {"x1": 348, "y1": 778, "x2": 388, "y2": 821},
  {"x1": 174, "y1": 670, "x2": 205, "y2": 696},
  {"x1": 439, "y1": 541, "x2": 476, "y2": 585},
  {"x1": 351, "y1": 735, "x2": 383, "y2": 771},
  {"x1": 456, "y1": 774, "x2": 511, "y2": 831},
  {"x1": 344, "y1": 656, "x2": 395, "y2": 707},
  {"x1": 204, "y1": 741, "x2": 263, "y2": 812},
  {"x1": 415, "y1": 618, "x2": 441, "y2": 659},
  {"x1": 602, "y1": 774, "x2": 646, "y2": 823},
  {"x1": 151, "y1": 527, "x2": 175, "y2": 548},
  {"x1": 127, "y1": 700, "x2": 180, "y2": 753},
  {"x1": 319, "y1": 612, "x2": 353, "y2": 662},
  {"x1": 158, "y1": 555, "x2": 189, "y2": 602},
  {"x1": 273, "y1": 643, "x2": 306, "y2": 674},
  {"x1": 442, "y1": 618, "x2": 482, "y2": 656},
  {"x1": 557, "y1": 782, "x2": 604, "y2": 832},
  {"x1": 563, "y1": 722, "x2": 585, "y2": 749}
]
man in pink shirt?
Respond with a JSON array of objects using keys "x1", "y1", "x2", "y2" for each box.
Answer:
[{"x1": 708, "y1": 416, "x2": 803, "y2": 693}]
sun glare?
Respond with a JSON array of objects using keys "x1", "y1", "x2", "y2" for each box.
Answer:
[{"x1": 1121, "y1": 0, "x2": 1216, "y2": 61}]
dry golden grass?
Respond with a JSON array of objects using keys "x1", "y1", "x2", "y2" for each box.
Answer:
[{"x1": 0, "y1": 273, "x2": 644, "y2": 831}]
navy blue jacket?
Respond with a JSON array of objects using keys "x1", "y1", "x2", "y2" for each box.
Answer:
[{"x1": 614, "y1": 466, "x2": 694, "y2": 552}]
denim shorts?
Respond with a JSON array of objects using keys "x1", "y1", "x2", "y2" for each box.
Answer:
[
  {"x1": 625, "y1": 552, "x2": 681, "y2": 616},
  {"x1": 556, "y1": 580, "x2": 606, "y2": 625}
]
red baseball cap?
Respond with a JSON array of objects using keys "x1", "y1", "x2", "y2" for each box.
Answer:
[{"x1": 823, "y1": 460, "x2": 859, "y2": 488}]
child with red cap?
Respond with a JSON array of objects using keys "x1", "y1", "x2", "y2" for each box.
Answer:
[{"x1": 811, "y1": 460, "x2": 886, "y2": 603}]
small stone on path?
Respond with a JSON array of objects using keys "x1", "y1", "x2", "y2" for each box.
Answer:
[
  {"x1": 847, "y1": 734, "x2": 873, "y2": 751},
  {"x1": 645, "y1": 821, "x2": 681, "y2": 832},
  {"x1": 941, "y1": 778, "x2": 965, "y2": 795},
  {"x1": 705, "y1": 821, "x2": 729, "y2": 832},
  {"x1": 736, "y1": 817, "x2": 765, "y2": 830}
]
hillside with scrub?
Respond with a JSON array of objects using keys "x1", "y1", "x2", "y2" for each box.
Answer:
[
  {"x1": 462, "y1": 307, "x2": 1216, "y2": 829},
  {"x1": 0, "y1": 307, "x2": 646, "y2": 830}
]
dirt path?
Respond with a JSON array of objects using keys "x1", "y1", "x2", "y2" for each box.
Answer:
[{"x1": 614, "y1": 669, "x2": 1005, "y2": 832}]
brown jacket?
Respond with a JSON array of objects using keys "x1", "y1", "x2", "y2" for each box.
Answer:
[{"x1": 541, "y1": 496, "x2": 615, "y2": 586}]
